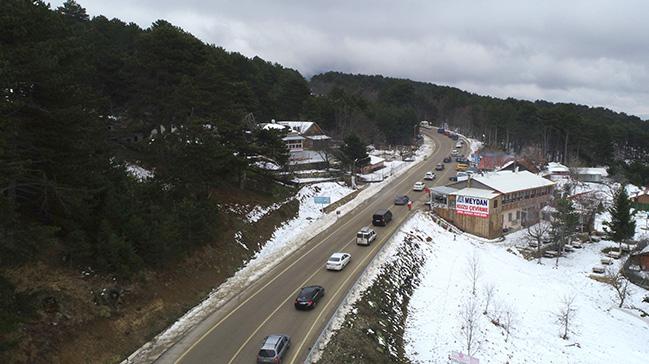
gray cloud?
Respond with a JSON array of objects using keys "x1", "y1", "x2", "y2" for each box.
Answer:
[{"x1": 51, "y1": 0, "x2": 649, "y2": 119}]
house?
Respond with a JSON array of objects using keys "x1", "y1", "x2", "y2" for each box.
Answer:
[
  {"x1": 260, "y1": 120, "x2": 332, "y2": 152},
  {"x1": 360, "y1": 156, "x2": 385, "y2": 174},
  {"x1": 630, "y1": 187, "x2": 649, "y2": 211},
  {"x1": 498, "y1": 159, "x2": 540, "y2": 174},
  {"x1": 435, "y1": 170, "x2": 555, "y2": 239},
  {"x1": 573, "y1": 167, "x2": 609, "y2": 183},
  {"x1": 630, "y1": 245, "x2": 649, "y2": 271},
  {"x1": 477, "y1": 152, "x2": 514, "y2": 172},
  {"x1": 544, "y1": 162, "x2": 570, "y2": 181}
]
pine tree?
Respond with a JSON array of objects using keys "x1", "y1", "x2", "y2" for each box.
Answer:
[
  {"x1": 550, "y1": 197, "x2": 579, "y2": 267},
  {"x1": 603, "y1": 186, "x2": 636, "y2": 252}
]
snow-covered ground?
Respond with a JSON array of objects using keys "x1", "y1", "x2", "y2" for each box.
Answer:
[
  {"x1": 403, "y1": 191, "x2": 649, "y2": 364},
  {"x1": 359, "y1": 137, "x2": 434, "y2": 182},
  {"x1": 124, "y1": 136, "x2": 436, "y2": 363},
  {"x1": 125, "y1": 162, "x2": 153, "y2": 181}
]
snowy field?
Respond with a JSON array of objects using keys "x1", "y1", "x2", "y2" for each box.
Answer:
[
  {"x1": 404, "y1": 215, "x2": 649, "y2": 364},
  {"x1": 124, "y1": 136, "x2": 435, "y2": 363}
]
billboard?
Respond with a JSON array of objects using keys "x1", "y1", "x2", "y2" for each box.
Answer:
[{"x1": 456, "y1": 195, "x2": 489, "y2": 218}]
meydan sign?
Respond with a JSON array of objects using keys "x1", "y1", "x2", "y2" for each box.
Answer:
[{"x1": 456, "y1": 195, "x2": 489, "y2": 218}]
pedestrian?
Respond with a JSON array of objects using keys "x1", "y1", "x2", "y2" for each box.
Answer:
[
  {"x1": 453, "y1": 234, "x2": 456, "y2": 241},
  {"x1": 407, "y1": 200, "x2": 413, "y2": 210}
]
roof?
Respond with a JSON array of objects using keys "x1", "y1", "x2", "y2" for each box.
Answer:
[
  {"x1": 430, "y1": 186, "x2": 458, "y2": 196},
  {"x1": 282, "y1": 135, "x2": 305, "y2": 141},
  {"x1": 260, "y1": 123, "x2": 288, "y2": 131},
  {"x1": 288, "y1": 150, "x2": 325, "y2": 164},
  {"x1": 369, "y1": 155, "x2": 385, "y2": 165},
  {"x1": 634, "y1": 245, "x2": 649, "y2": 256},
  {"x1": 306, "y1": 135, "x2": 331, "y2": 140},
  {"x1": 630, "y1": 188, "x2": 649, "y2": 199},
  {"x1": 574, "y1": 167, "x2": 608, "y2": 177},
  {"x1": 276, "y1": 121, "x2": 314, "y2": 134},
  {"x1": 451, "y1": 187, "x2": 500, "y2": 199},
  {"x1": 547, "y1": 162, "x2": 569, "y2": 173},
  {"x1": 330, "y1": 252, "x2": 347, "y2": 259},
  {"x1": 478, "y1": 155, "x2": 514, "y2": 171},
  {"x1": 471, "y1": 170, "x2": 555, "y2": 194}
]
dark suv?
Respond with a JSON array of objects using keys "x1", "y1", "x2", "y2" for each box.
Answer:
[{"x1": 257, "y1": 334, "x2": 290, "y2": 363}]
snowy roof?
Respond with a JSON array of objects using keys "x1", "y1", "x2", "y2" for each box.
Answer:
[
  {"x1": 451, "y1": 187, "x2": 500, "y2": 199},
  {"x1": 306, "y1": 135, "x2": 331, "y2": 140},
  {"x1": 276, "y1": 121, "x2": 314, "y2": 134},
  {"x1": 282, "y1": 135, "x2": 305, "y2": 141},
  {"x1": 631, "y1": 188, "x2": 649, "y2": 198},
  {"x1": 547, "y1": 162, "x2": 569, "y2": 173},
  {"x1": 430, "y1": 186, "x2": 458, "y2": 196},
  {"x1": 472, "y1": 170, "x2": 555, "y2": 194},
  {"x1": 369, "y1": 155, "x2": 385, "y2": 165},
  {"x1": 260, "y1": 123, "x2": 288, "y2": 131},
  {"x1": 574, "y1": 167, "x2": 608, "y2": 177},
  {"x1": 288, "y1": 150, "x2": 326, "y2": 164}
]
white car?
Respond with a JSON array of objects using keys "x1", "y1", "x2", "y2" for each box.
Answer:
[
  {"x1": 413, "y1": 181, "x2": 426, "y2": 191},
  {"x1": 326, "y1": 252, "x2": 351, "y2": 271},
  {"x1": 424, "y1": 172, "x2": 436, "y2": 180}
]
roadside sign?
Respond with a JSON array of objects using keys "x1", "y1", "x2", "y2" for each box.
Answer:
[{"x1": 314, "y1": 196, "x2": 331, "y2": 205}]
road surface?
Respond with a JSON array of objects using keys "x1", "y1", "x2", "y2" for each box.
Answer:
[{"x1": 158, "y1": 130, "x2": 467, "y2": 364}]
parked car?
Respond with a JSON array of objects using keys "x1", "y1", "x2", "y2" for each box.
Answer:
[
  {"x1": 451, "y1": 149, "x2": 459, "y2": 156},
  {"x1": 403, "y1": 155, "x2": 415, "y2": 162},
  {"x1": 455, "y1": 142, "x2": 462, "y2": 148},
  {"x1": 326, "y1": 252, "x2": 351, "y2": 271},
  {"x1": 435, "y1": 163, "x2": 444, "y2": 171},
  {"x1": 413, "y1": 181, "x2": 426, "y2": 191},
  {"x1": 424, "y1": 171, "x2": 436, "y2": 180},
  {"x1": 357, "y1": 226, "x2": 377, "y2": 245},
  {"x1": 294, "y1": 285, "x2": 325, "y2": 310},
  {"x1": 443, "y1": 156, "x2": 452, "y2": 163},
  {"x1": 394, "y1": 195, "x2": 410, "y2": 205},
  {"x1": 437, "y1": 127, "x2": 445, "y2": 134},
  {"x1": 371, "y1": 210, "x2": 392, "y2": 226},
  {"x1": 456, "y1": 163, "x2": 469, "y2": 171},
  {"x1": 257, "y1": 335, "x2": 290, "y2": 364}
]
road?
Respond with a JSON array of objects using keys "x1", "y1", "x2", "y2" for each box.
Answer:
[{"x1": 158, "y1": 130, "x2": 467, "y2": 364}]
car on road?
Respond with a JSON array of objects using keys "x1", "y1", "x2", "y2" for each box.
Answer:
[
  {"x1": 294, "y1": 285, "x2": 325, "y2": 310},
  {"x1": 451, "y1": 149, "x2": 459, "y2": 156},
  {"x1": 257, "y1": 334, "x2": 290, "y2": 364},
  {"x1": 413, "y1": 181, "x2": 426, "y2": 191},
  {"x1": 443, "y1": 156, "x2": 452, "y2": 163},
  {"x1": 424, "y1": 171, "x2": 436, "y2": 180},
  {"x1": 357, "y1": 226, "x2": 377, "y2": 245},
  {"x1": 394, "y1": 195, "x2": 410, "y2": 205},
  {"x1": 371, "y1": 210, "x2": 392, "y2": 226},
  {"x1": 435, "y1": 163, "x2": 444, "y2": 171},
  {"x1": 326, "y1": 252, "x2": 351, "y2": 271},
  {"x1": 456, "y1": 163, "x2": 469, "y2": 171}
]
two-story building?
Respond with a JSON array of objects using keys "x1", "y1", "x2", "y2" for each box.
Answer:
[{"x1": 435, "y1": 170, "x2": 555, "y2": 239}]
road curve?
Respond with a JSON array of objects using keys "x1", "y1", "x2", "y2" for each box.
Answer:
[{"x1": 157, "y1": 130, "x2": 464, "y2": 364}]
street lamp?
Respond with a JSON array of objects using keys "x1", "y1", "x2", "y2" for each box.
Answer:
[{"x1": 351, "y1": 157, "x2": 360, "y2": 189}]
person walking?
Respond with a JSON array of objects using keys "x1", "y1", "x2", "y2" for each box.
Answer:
[{"x1": 407, "y1": 200, "x2": 413, "y2": 210}]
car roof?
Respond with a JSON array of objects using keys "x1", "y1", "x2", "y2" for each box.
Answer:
[
  {"x1": 330, "y1": 252, "x2": 347, "y2": 259},
  {"x1": 262, "y1": 335, "x2": 284, "y2": 348},
  {"x1": 359, "y1": 226, "x2": 374, "y2": 232}
]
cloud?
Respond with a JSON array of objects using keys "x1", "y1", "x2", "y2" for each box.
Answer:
[{"x1": 51, "y1": 0, "x2": 649, "y2": 119}]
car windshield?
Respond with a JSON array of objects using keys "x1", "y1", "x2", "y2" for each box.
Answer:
[
  {"x1": 299, "y1": 287, "x2": 317, "y2": 298},
  {"x1": 329, "y1": 257, "x2": 340, "y2": 262},
  {"x1": 258, "y1": 349, "x2": 276, "y2": 358}
]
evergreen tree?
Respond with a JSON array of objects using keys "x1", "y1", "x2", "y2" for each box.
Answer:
[
  {"x1": 550, "y1": 197, "x2": 579, "y2": 266},
  {"x1": 603, "y1": 186, "x2": 636, "y2": 252},
  {"x1": 338, "y1": 134, "x2": 369, "y2": 168}
]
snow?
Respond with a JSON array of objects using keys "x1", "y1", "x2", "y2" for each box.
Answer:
[
  {"x1": 245, "y1": 201, "x2": 286, "y2": 223},
  {"x1": 125, "y1": 163, "x2": 153, "y2": 181},
  {"x1": 574, "y1": 167, "x2": 609, "y2": 177},
  {"x1": 451, "y1": 187, "x2": 501, "y2": 199},
  {"x1": 254, "y1": 161, "x2": 281, "y2": 170},
  {"x1": 125, "y1": 135, "x2": 436, "y2": 363},
  {"x1": 289, "y1": 150, "x2": 326, "y2": 164},
  {"x1": 404, "y1": 216, "x2": 649, "y2": 364},
  {"x1": 548, "y1": 162, "x2": 570, "y2": 173},
  {"x1": 369, "y1": 155, "x2": 385, "y2": 165},
  {"x1": 358, "y1": 137, "x2": 433, "y2": 182},
  {"x1": 276, "y1": 121, "x2": 314, "y2": 134}
]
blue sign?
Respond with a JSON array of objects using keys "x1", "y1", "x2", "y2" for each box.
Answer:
[{"x1": 314, "y1": 196, "x2": 331, "y2": 205}]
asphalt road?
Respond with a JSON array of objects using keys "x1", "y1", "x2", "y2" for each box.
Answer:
[{"x1": 158, "y1": 130, "x2": 466, "y2": 364}]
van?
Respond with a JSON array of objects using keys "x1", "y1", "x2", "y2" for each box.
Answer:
[
  {"x1": 456, "y1": 171, "x2": 469, "y2": 182},
  {"x1": 356, "y1": 227, "x2": 377, "y2": 245},
  {"x1": 372, "y1": 209, "x2": 392, "y2": 226}
]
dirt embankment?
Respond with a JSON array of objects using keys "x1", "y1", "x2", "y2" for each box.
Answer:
[
  {"x1": 318, "y1": 231, "x2": 432, "y2": 364},
  {"x1": 1, "y1": 188, "x2": 298, "y2": 364}
]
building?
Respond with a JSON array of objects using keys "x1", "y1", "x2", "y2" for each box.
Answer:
[
  {"x1": 573, "y1": 167, "x2": 609, "y2": 183},
  {"x1": 630, "y1": 187, "x2": 649, "y2": 211},
  {"x1": 477, "y1": 152, "x2": 514, "y2": 172},
  {"x1": 630, "y1": 245, "x2": 649, "y2": 271},
  {"x1": 498, "y1": 159, "x2": 540, "y2": 174},
  {"x1": 360, "y1": 156, "x2": 385, "y2": 174},
  {"x1": 435, "y1": 170, "x2": 555, "y2": 239},
  {"x1": 544, "y1": 162, "x2": 570, "y2": 181},
  {"x1": 260, "y1": 120, "x2": 332, "y2": 152}
]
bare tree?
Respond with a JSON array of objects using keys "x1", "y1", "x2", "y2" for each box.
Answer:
[
  {"x1": 605, "y1": 268, "x2": 633, "y2": 308},
  {"x1": 459, "y1": 297, "x2": 481, "y2": 356},
  {"x1": 483, "y1": 283, "x2": 496, "y2": 315},
  {"x1": 502, "y1": 305, "x2": 517, "y2": 343},
  {"x1": 527, "y1": 221, "x2": 551, "y2": 264},
  {"x1": 555, "y1": 295, "x2": 578, "y2": 340},
  {"x1": 466, "y1": 250, "x2": 482, "y2": 296}
]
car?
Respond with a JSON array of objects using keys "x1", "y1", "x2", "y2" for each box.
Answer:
[
  {"x1": 326, "y1": 252, "x2": 351, "y2": 271},
  {"x1": 451, "y1": 149, "x2": 459, "y2": 156},
  {"x1": 403, "y1": 155, "x2": 415, "y2": 162},
  {"x1": 357, "y1": 226, "x2": 377, "y2": 244},
  {"x1": 413, "y1": 181, "x2": 426, "y2": 191},
  {"x1": 394, "y1": 195, "x2": 410, "y2": 205},
  {"x1": 257, "y1": 334, "x2": 291, "y2": 364},
  {"x1": 424, "y1": 171, "x2": 436, "y2": 180},
  {"x1": 456, "y1": 163, "x2": 469, "y2": 171},
  {"x1": 455, "y1": 142, "x2": 462, "y2": 148},
  {"x1": 443, "y1": 156, "x2": 452, "y2": 163},
  {"x1": 435, "y1": 163, "x2": 444, "y2": 171},
  {"x1": 294, "y1": 285, "x2": 325, "y2": 310},
  {"x1": 371, "y1": 210, "x2": 392, "y2": 226}
]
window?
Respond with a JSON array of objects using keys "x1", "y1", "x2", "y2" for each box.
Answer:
[
  {"x1": 508, "y1": 212, "x2": 513, "y2": 221},
  {"x1": 516, "y1": 211, "x2": 520, "y2": 220},
  {"x1": 493, "y1": 200, "x2": 498, "y2": 208}
]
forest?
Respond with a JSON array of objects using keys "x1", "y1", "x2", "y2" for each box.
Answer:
[{"x1": 2, "y1": 0, "x2": 649, "y2": 357}]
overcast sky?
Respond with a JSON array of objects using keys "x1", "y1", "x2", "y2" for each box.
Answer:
[{"x1": 52, "y1": 0, "x2": 649, "y2": 119}]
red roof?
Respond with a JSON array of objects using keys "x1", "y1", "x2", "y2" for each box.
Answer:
[{"x1": 478, "y1": 155, "x2": 514, "y2": 171}]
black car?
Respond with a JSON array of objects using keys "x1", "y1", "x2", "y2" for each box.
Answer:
[
  {"x1": 443, "y1": 156, "x2": 452, "y2": 163},
  {"x1": 394, "y1": 195, "x2": 410, "y2": 205},
  {"x1": 294, "y1": 285, "x2": 325, "y2": 310}
]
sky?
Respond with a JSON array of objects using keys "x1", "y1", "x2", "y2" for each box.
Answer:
[{"x1": 51, "y1": 0, "x2": 649, "y2": 120}]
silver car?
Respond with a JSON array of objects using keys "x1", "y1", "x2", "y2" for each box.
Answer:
[{"x1": 257, "y1": 334, "x2": 290, "y2": 363}]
